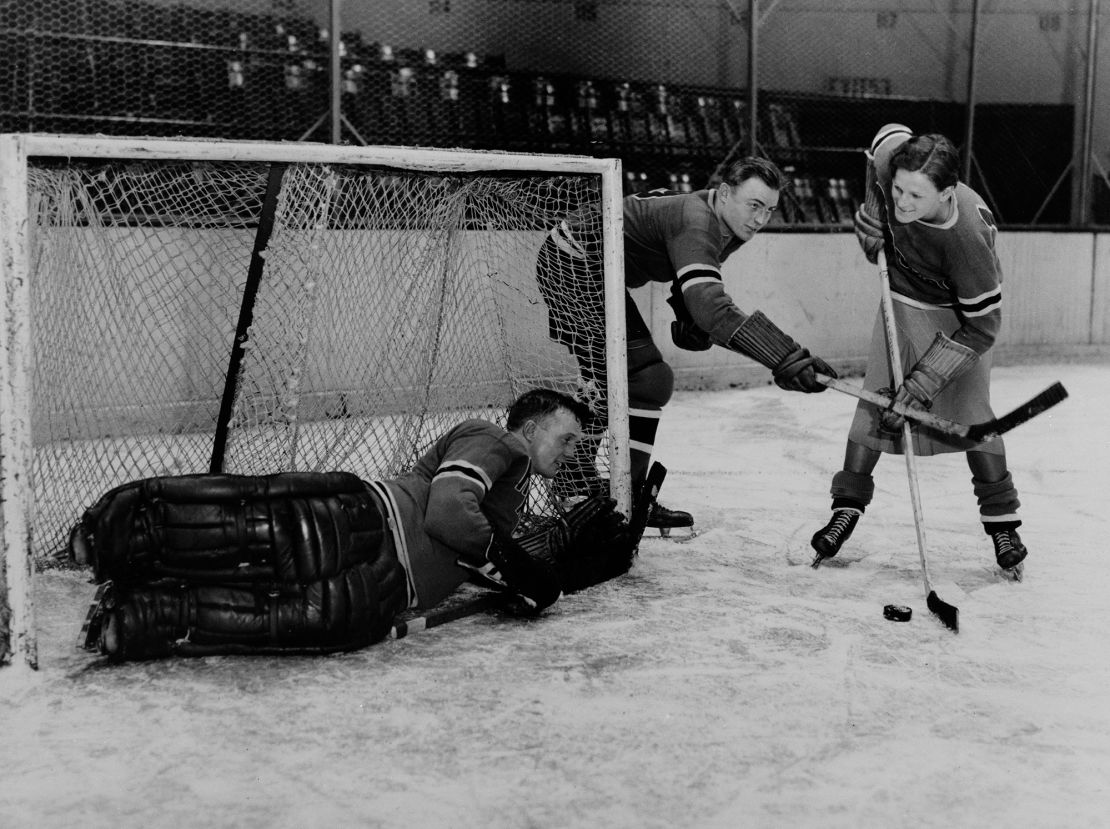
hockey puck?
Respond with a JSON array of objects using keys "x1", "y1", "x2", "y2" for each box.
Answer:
[{"x1": 883, "y1": 604, "x2": 912, "y2": 622}]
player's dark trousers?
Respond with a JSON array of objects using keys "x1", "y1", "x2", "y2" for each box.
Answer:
[{"x1": 536, "y1": 235, "x2": 673, "y2": 491}]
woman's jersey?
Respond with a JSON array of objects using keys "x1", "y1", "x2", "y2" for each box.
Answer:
[{"x1": 873, "y1": 128, "x2": 1004, "y2": 354}]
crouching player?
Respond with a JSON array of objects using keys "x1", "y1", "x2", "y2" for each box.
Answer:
[{"x1": 71, "y1": 389, "x2": 639, "y2": 662}]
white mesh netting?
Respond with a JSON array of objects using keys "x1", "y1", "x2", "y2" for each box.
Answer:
[{"x1": 22, "y1": 156, "x2": 618, "y2": 564}]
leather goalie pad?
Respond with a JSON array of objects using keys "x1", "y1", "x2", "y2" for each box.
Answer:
[
  {"x1": 98, "y1": 556, "x2": 409, "y2": 661},
  {"x1": 70, "y1": 471, "x2": 388, "y2": 588}
]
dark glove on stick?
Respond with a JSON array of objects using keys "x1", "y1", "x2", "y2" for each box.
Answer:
[
  {"x1": 728, "y1": 310, "x2": 837, "y2": 393},
  {"x1": 557, "y1": 506, "x2": 636, "y2": 593},
  {"x1": 772, "y1": 348, "x2": 838, "y2": 393},
  {"x1": 486, "y1": 534, "x2": 562, "y2": 615},
  {"x1": 879, "y1": 333, "x2": 978, "y2": 432}
]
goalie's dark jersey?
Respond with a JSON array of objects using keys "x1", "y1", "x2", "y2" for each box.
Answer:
[
  {"x1": 872, "y1": 129, "x2": 1004, "y2": 355},
  {"x1": 379, "y1": 419, "x2": 531, "y2": 608}
]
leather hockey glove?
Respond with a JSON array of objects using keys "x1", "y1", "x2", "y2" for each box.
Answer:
[
  {"x1": 512, "y1": 493, "x2": 616, "y2": 564},
  {"x1": 880, "y1": 332, "x2": 979, "y2": 432},
  {"x1": 666, "y1": 285, "x2": 712, "y2": 351},
  {"x1": 853, "y1": 155, "x2": 888, "y2": 263},
  {"x1": 727, "y1": 310, "x2": 837, "y2": 393},
  {"x1": 484, "y1": 534, "x2": 562, "y2": 615},
  {"x1": 556, "y1": 506, "x2": 636, "y2": 593},
  {"x1": 853, "y1": 206, "x2": 885, "y2": 265}
]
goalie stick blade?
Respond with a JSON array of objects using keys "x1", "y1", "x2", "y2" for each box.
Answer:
[
  {"x1": 629, "y1": 462, "x2": 668, "y2": 546},
  {"x1": 966, "y1": 382, "x2": 1068, "y2": 443}
]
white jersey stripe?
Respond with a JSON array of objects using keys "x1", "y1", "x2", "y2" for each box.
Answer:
[
  {"x1": 434, "y1": 468, "x2": 491, "y2": 492},
  {"x1": 435, "y1": 458, "x2": 493, "y2": 491},
  {"x1": 891, "y1": 290, "x2": 951, "y2": 311},
  {"x1": 961, "y1": 302, "x2": 1001, "y2": 319},
  {"x1": 365, "y1": 481, "x2": 419, "y2": 608},
  {"x1": 958, "y1": 286, "x2": 1003, "y2": 305},
  {"x1": 675, "y1": 263, "x2": 721, "y2": 279}
]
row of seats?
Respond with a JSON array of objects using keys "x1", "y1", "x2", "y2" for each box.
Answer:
[{"x1": 0, "y1": 20, "x2": 859, "y2": 221}]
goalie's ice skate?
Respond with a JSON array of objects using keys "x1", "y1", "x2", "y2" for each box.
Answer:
[
  {"x1": 77, "y1": 582, "x2": 114, "y2": 651},
  {"x1": 646, "y1": 501, "x2": 695, "y2": 539},
  {"x1": 991, "y1": 527, "x2": 1027, "y2": 581}
]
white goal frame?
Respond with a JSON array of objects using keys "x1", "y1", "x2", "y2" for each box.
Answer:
[{"x1": 0, "y1": 133, "x2": 629, "y2": 670}]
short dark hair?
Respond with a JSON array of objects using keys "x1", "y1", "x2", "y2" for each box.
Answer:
[
  {"x1": 890, "y1": 133, "x2": 960, "y2": 192},
  {"x1": 720, "y1": 156, "x2": 785, "y2": 191},
  {"x1": 506, "y1": 388, "x2": 591, "y2": 431}
]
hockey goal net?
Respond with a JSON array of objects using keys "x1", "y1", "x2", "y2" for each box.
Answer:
[{"x1": 0, "y1": 134, "x2": 628, "y2": 668}]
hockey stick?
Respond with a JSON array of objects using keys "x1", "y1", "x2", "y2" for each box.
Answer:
[
  {"x1": 816, "y1": 374, "x2": 1068, "y2": 443},
  {"x1": 388, "y1": 592, "x2": 510, "y2": 640},
  {"x1": 628, "y1": 462, "x2": 667, "y2": 546},
  {"x1": 878, "y1": 250, "x2": 959, "y2": 633}
]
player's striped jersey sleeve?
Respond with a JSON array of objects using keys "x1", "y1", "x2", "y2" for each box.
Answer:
[
  {"x1": 942, "y1": 192, "x2": 1004, "y2": 353},
  {"x1": 422, "y1": 421, "x2": 530, "y2": 561},
  {"x1": 681, "y1": 277, "x2": 750, "y2": 345},
  {"x1": 623, "y1": 189, "x2": 750, "y2": 343},
  {"x1": 623, "y1": 190, "x2": 725, "y2": 285}
]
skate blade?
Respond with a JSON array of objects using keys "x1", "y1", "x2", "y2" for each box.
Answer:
[
  {"x1": 77, "y1": 582, "x2": 112, "y2": 651},
  {"x1": 645, "y1": 527, "x2": 699, "y2": 542},
  {"x1": 998, "y1": 562, "x2": 1024, "y2": 582}
]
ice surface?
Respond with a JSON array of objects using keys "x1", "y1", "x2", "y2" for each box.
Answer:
[{"x1": 2, "y1": 362, "x2": 1107, "y2": 829}]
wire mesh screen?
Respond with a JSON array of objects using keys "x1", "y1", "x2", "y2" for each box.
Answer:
[
  {"x1": 2, "y1": 1, "x2": 1106, "y2": 225},
  {"x1": 24, "y1": 154, "x2": 614, "y2": 563}
]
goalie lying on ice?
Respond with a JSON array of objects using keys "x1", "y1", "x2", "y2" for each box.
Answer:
[{"x1": 69, "y1": 389, "x2": 638, "y2": 662}]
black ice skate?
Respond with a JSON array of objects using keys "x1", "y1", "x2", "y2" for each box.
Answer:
[
  {"x1": 991, "y1": 527, "x2": 1027, "y2": 581},
  {"x1": 810, "y1": 508, "x2": 862, "y2": 568},
  {"x1": 646, "y1": 501, "x2": 694, "y2": 538}
]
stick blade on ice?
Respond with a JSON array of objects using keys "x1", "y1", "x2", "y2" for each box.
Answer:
[{"x1": 926, "y1": 590, "x2": 959, "y2": 633}]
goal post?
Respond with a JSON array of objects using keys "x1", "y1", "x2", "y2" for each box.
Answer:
[{"x1": 0, "y1": 133, "x2": 629, "y2": 670}]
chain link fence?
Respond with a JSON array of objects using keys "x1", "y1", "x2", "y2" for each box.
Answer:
[{"x1": 1, "y1": 0, "x2": 1107, "y2": 226}]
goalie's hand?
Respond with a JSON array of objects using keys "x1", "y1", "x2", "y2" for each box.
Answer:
[
  {"x1": 556, "y1": 507, "x2": 636, "y2": 593},
  {"x1": 563, "y1": 494, "x2": 618, "y2": 538},
  {"x1": 773, "y1": 347, "x2": 837, "y2": 393},
  {"x1": 853, "y1": 207, "x2": 885, "y2": 264},
  {"x1": 485, "y1": 535, "x2": 562, "y2": 615}
]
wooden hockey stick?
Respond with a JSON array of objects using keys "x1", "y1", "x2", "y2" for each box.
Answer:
[
  {"x1": 816, "y1": 374, "x2": 1067, "y2": 444},
  {"x1": 878, "y1": 250, "x2": 959, "y2": 633},
  {"x1": 388, "y1": 592, "x2": 510, "y2": 640},
  {"x1": 628, "y1": 462, "x2": 667, "y2": 546}
]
